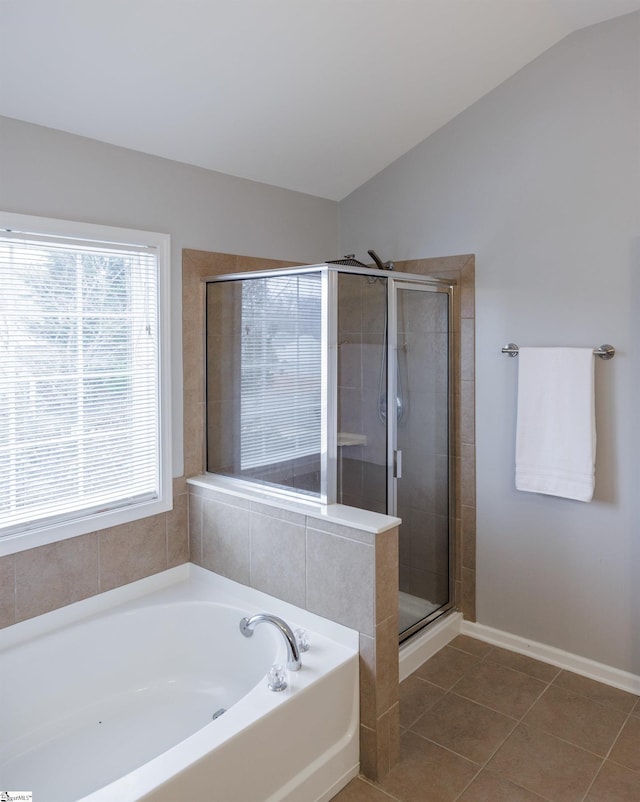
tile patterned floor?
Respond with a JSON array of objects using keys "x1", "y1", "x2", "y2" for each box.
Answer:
[{"x1": 332, "y1": 635, "x2": 640, "y2": 802}]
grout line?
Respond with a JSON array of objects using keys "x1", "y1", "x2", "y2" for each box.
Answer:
[
  {"x1": 450, "y1": 761, "x2": 553, "y2": 802},
  {"x1": 408, "y1": 728, "x2": 481, "y2": 768},
  {"x1": 515, "y1": 722, "x2": 616, "y2": 760},
  {"x1": 445, "y1": 689, "x2": 521, "y2": 725},
  {"x1": 452, "y1": 766, "x2": 483, "y2": 802},
  {"x1": 516, "y1": 683, "x2": 638, "y2": 763},
  {"x1": 449, "y1": 638, "x2": 565, "y2": 688},
  {"x1": 486, "y1": 655, "x2": 563, "y2": 684},
  {"x1": 550, "y1": 668, "x2": 638, "y2": 705},
  {"x1": 606, "y1": 756, "x2": 640, "y2": 775},
  {"x1": 602, "y1": 706, "x2": 634, "y2": 761},
  {"x1": 414, "y1": 707, "x2": 521, "y2": 767},
  {"x1": 356, "y1": 775, "x2": 402, "y2": 800},
  {"x1": 446, "y1": 669, "x2": 551, "y2": 723},
  {"x1": 578, "y1": 757, "x2": 607, "y2": 802},
  {"x1": 514, "y1": 675, "x2": 554, "y2": 722}
]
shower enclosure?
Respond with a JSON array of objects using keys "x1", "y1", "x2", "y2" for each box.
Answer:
[{"x1": 205, "y1": 264, "x2": 454, "y2": 641}]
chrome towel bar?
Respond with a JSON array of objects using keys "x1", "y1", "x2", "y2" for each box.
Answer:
[{"x1": 502, "y1": 343, "x2": 615, "y2": 360}]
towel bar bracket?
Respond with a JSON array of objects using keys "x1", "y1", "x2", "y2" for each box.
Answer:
[
  {"x1": 596, "y1": 344, "x2": 615, "y2": 360},
  {"x1": 501, "y1": 343, "x2": 615, "y2": 360}
]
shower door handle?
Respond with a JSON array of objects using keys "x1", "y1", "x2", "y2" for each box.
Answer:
[{"x1": 394, "y1": 450, "x2": 402, "y2": 479}]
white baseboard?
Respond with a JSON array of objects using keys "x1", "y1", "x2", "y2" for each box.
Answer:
[
  {"x1": 462, "y1": 620, "x2": 640, "y2": 696},
  {"x1": 399, "y1": 611, "x2": 462, "y2": 681}
]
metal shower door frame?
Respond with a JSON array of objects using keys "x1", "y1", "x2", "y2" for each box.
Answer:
[{"x1": 386, "y1": 276, "x2": 456, "y2": 637}]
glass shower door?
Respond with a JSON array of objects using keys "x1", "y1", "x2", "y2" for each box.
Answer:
[
  {"x1": 335, "y1": 271, "x2": 388, "y2": 513},
  {"x1": 390, "y1": 282, "x2": 452, "y2": 640}
]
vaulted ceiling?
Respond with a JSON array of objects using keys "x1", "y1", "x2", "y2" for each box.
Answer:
[{"x1": 2, "y1": 0, "x2": 639, "y2": 200}]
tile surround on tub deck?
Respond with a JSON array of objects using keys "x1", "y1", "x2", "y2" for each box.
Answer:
[
  {"x1": 187, "y1": 473, "x2": 401, "y2": 781},
  {"x1": 0, "y1": 477, "x2": 190, "y2": 630},
  {"x1": 187, "y1": 474, "x2": 401, "y2": 534}
]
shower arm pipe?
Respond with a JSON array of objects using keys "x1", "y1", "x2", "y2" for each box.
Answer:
[
  {"x1": 501, "y1": 343, "x2": 615, "y2": 359},
  {"x1": 367, "y1": 249, "x2": 395, "y2": 271}
]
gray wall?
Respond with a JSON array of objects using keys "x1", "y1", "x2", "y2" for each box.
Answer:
[
  {"x1": 0, "y1": 116, "x2": 339, "y2": 477},
  {"x1": 339, "y1": 13, "x2": 640, "y2": 673}
]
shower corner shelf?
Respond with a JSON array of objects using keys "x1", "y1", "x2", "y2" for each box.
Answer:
[{"x1": 337, "y1": 432, "x2": 368, "y2": 447}]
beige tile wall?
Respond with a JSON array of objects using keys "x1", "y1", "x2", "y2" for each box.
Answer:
[{"x1": 0, "y1": 477, "x2": 189, "y2": 628}]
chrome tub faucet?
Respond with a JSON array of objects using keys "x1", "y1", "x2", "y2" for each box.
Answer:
[{"x1": 239, "y1": 613, "x2": 302, "y2": 671}]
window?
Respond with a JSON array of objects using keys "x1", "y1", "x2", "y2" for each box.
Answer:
[{"x1": 0, "y1": 213, "x2": 171, "y2": 555}]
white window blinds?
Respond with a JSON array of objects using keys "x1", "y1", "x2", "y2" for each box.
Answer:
[
  {"x1": 0, "y1": 227, "x2": 162, "y2": 538},
  {"x1": 239, "y1": 273, "x2": 322, "y2": 471}
]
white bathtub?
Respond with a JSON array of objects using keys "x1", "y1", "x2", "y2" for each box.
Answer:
[{"x1": 0, "y1": 564, "x2": 360, "y2": 801}]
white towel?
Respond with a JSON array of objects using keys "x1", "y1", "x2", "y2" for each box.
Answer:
[{"x1": 515, "y1": 347, "x2": 595, "y2": 502}]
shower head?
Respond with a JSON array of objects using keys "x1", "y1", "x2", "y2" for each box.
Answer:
[
  {"x1": 367, "y1": 249, "x2": 395, "y2": 271},
  {"x1": 326, "y1": 254, "x2": 370, "y2": 267}
]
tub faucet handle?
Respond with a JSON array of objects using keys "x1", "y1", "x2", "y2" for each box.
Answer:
[
  {"x1": 295, "y1": 628, "x2": 310, "y2": 652},
  {"x1": 267, "y1": 664, "x2": 288, "y2": 692}
]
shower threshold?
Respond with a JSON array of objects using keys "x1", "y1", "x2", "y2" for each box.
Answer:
[{"x1": 398, "y1": 591, "x2": 441, "y2": 635}]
